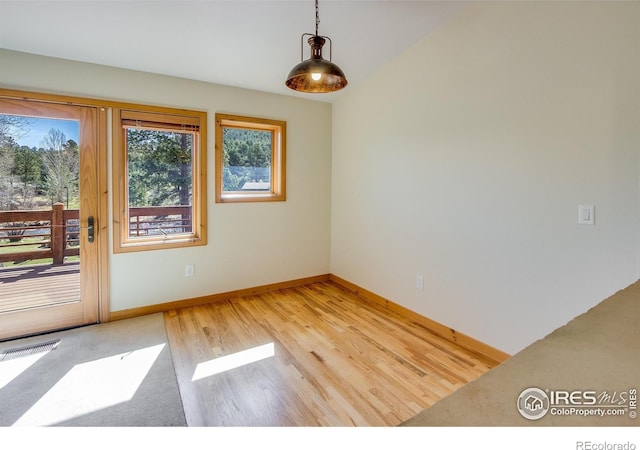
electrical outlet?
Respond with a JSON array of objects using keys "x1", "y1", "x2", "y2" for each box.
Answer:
[
  {"x1": 185, "y1": 264, "x2": 195, "y2": 277},
  {"x1": 416, "y1": 275, "x2": 424, "y2": 290}
]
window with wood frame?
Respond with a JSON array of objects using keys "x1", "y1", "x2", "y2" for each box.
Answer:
[
  {"x1": 215, "y1": 113, "x2": 286, "y2": 203},
  {"x1": 113, "y1": 107, "x2": 207, "y2": 252}
]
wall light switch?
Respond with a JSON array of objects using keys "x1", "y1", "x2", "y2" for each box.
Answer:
[
  {"x1": 416, "y1": 275, "x2": 424, "y2": 290},
  {"x1": 578, "y1": 204, "x2": 595, "y2": 225}
]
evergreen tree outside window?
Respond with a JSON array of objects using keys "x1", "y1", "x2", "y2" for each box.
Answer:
[{"x1": 215, "y1": 114, "x2": 286, "y2": 203}]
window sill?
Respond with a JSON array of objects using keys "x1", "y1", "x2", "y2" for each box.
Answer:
[
  {"x1": 114, "y1": 236, "x2": 205, "y2": 253},
  {"x1": 216, "y1": 193, "x2": 286, "y2": 203}
]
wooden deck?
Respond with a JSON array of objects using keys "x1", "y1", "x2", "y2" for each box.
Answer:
[{"x1": 0, "y1": 263, "x2": 80, "y2": 314}]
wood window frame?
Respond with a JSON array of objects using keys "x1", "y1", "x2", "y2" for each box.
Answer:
[
  {"x1": 215, "y1": 113, "x2": 286, "y2": 203},
  {"x1": 113, "y1": 106, "x2": 207, "y2": 253}
]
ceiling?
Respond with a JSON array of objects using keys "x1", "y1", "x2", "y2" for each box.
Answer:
[{"x1": 0, "y1": 1, "x2": 469, "y2": 103}]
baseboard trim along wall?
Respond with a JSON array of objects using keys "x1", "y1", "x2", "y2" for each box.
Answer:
[
  {"x1": 110, "y1": 272, "x2": 510, "y2": 363},
  {"x1": 110, "y1": 274, "x2": 331, "y2": 321},
  {"x1": 328, "y1": 274, "x2": 511, "y2": 363}
]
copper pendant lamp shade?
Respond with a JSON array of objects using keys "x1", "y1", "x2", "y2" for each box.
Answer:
[{"x1": 286, "y1": 1, "x2": 348, "y2": 93}]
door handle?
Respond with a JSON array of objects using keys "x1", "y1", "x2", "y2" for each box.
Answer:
[{"x1": 87, "y1": 216, "x2": 94, "y2": 243}]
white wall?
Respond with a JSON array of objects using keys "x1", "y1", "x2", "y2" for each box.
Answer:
[
  {"x1": 331, "y1": 2, "x2": 640, "y2": 354},
  {"x1": 0, "y1": 48, "x2": 332, "y2": 312}
]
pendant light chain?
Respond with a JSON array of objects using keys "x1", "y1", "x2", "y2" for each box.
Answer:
[{"x1": 315, "y1": 0, "x2": 320, "y2": 36}]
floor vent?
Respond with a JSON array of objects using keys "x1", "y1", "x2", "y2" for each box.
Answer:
[{"x1": 0, "y1": 339, "x2": 60, "y2": 362}]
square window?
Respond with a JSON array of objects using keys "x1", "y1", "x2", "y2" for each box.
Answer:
[{"x1": 215, "y1": 114, "x2": 286, "y2": 203}]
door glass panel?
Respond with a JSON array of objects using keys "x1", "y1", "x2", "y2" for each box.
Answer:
[{"x1": 0, "y1": 114, "x2": 81, "y2": 313}]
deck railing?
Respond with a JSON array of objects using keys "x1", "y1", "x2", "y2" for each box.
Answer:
[
  {"x1": 0, "y1": 204, "x2": 191, "y2": 266},
  {"x1": 0, "y1": 203, "x2": 78, "y2": 265},
  {"x1": 127, "y1": 205, "x2": 192, "y2": 237}
]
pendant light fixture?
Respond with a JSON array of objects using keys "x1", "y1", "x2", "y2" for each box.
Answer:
[{"x1": 285, "y1": 0, "x2": 348, "y2": 93}]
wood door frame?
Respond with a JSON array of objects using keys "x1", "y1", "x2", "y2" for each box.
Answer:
[{"x1": 0, "y1": 88, "x2": 110, "y2": 325}]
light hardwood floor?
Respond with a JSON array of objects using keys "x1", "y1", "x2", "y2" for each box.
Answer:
[{"x1": 164, "y1": 281, "x2": 499, "y2": 426}]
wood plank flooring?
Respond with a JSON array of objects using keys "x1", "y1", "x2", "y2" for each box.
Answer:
[{"x1": 163, "y1": 281, "x2": 499, "y2": 426}]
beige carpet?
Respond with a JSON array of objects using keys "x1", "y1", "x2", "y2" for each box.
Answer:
[
  {"x1": 402, "y1": 280, "x2": 640, "y2": 426},
  {"x1": 0, "y1": 313, "x2": 186, "y2": 426}
]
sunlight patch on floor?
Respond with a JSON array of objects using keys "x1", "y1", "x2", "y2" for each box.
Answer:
[
  {"x1": 12, "y1": 343, "x2": 165, "y2": 426},
  {"x1": 192, "y1": 342, "x2": 274, "y2": 381},
  {"x1": 0, "y1": 351, "x2": 51, "y2": 390}
]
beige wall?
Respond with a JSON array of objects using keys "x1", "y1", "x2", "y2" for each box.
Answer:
[
  {"x1": 331, "y1": 2, "x2": 640, "y2": 354},
  {"x1": 0, "y1": 48, "x2": 332, "y2": 312}
]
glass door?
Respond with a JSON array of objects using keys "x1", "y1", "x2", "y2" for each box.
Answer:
[{"x1": 0, "y1": 98, "x2": 101, "y2": 341}]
